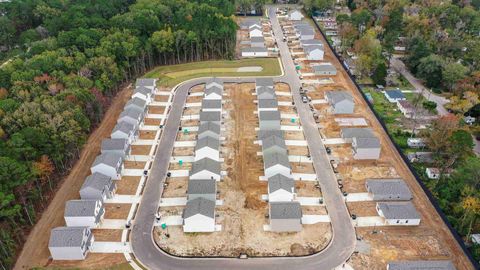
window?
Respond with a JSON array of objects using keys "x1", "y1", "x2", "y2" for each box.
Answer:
[
  {"x1": 406, "y1": 220, "x2": 408, "y2": 224},
  {"x1": 396, "y1": 220, "x2": 399, "y2": 224}
]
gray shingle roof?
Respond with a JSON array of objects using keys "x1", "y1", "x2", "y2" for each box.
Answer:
[
  {"x1": 258, "y1": 130, "x2": 284, "y2": 140},
  {"x1": 202, "y1": 99, "x2": 222, "y2": 109},
  {"x1": 341, "y1": 128, "x2": 375, "y2": 139},
  {"x1": 377, "y1": 202, "x2": 420, "y2": 220},
  {"x1": 326, "y1": 91, "x2": 353, "y2": 105},
  {"x1": 297, "y1": 28, "x2": 315, "y2": 36},
  {"x1": 268, "y1": 174, "x2": 295, "y2": 193},
  {"x1": 264, "y1": 152, "x2": 291, "y2": 169},
  {"x1": 195, "y1": 136, "x2": 220, "y2": 151},
  {"x1": 183, "y1": 197, "x2": 215, "y2": 219},
  {"x1": 300, "y1": 39, "x2": 323, "y2": 46},
  {"x1": 205, "y1": 85, "x2": 222, "y2": 96},
  {"x1": 112, "y1": 121, "x2": 136, "y2": 136},
  {"x1": 125, "y1": 97, "x2": 147, "y2": 110},
  {"x1": 366, "y1": 179, "x2": 412, "y2": 200},
  {"x1": 387, "y1": 260, "x2": 455, "y2": 270},
  {"x1": 198, "y1": 122, "x2": 221, "y2": 135},
  {"x1": 353, "y1": 137, "x2": 380, "y2": 148},
  {"x1": 242, "y1": 47, "x2": 268, "y2": 53},
  {"x1": 262, "y1": 135, "x2": 287, "y2": 151},
  {"x1": 119, "y1": 108, "x2": 143, "y2": 122},
  {"x1": 81, "y1": 173, "x2": 113, "y2": 193},
  {"x1": 199, "y1": 111, "x2": 221, "y2": 122},
  {"x1": 49, "y1": 227, "x2": 89, "y2": 247},
  {"x1": 250, "y1": 24, "x2": 262, "y2": 31},
  {"x1": 259, "y1": 111, "x2": 281, "y2": 121},
  {"x1": 256, "y1": 78, "x2": 274, "y2": 88},
  {"x1": 64, "y1": 200, "x2": 99, "y2": 217},
  {"x1": 258, "y1": 99, "x2": 278, "y2": 109},
  {"x1": 92, "y1": 153, "x2": 123, "y2": 168},
  {"x1": 250, "y1": 36, "x2": 265, "y2": 43},
  {"x1": 385, "y1": 90, "x2": 405, "y2": 99},
  {"x1": 206, "y1": 79, "x2": 223, "y2": 89},
  {"x1": 190, "y1": 158, "x2": 220, "y2": 176},
  {"x1": 270, "y1": 201, "x2": 302, "y2": 219},
  {"x1": 134, "y1": 86, "x2": 152, "y2": 96},
  {"x1": 135, "y1": 78, "x2": 156, "y2": 87},
  {"x1": 304, "y1": 45, "x2": 324, "y2": 54},
  {"x1": 312, "y1": 63, "x2": 336, "y2": 73},
  {"x1": 101, "y1": 138, "x2": 128, "y2": 151},
  {"x1": 187, "y1": 179, "x2": 216, "y2": 194}
]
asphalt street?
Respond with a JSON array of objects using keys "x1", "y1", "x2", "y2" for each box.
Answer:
[{"x1": 130, "y1": 6, "x2": 356, "y2": 270}]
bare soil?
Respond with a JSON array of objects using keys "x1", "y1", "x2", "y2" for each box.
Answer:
[
  {"x1": 91, "y1": 229, "x2": 123, "y2": 242},
  {"x1": 139, "y1": 130, "x2": 156, "y2": 139},
  {"x1": 148, "y1": 106, "x2": 166, "y2": 114},
  {"x1": 103, "y1": 204, "x2": 131, "y2": 219},
  {"x1": 116, "y1": 176, "x2": 141, "y2": 195}
]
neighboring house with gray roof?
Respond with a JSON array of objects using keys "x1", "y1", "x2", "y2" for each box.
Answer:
[
  {"x1": 132, "y1": 86, "x2": 153, "y2": 103},
  {"x1": 296, "y1": 28, "x2": 315, "y2": 41},
  {"x1": 183, "y1": 197, "x2": 216, "y2": 232},
  {"x1": 49, "y1": 226, "x2": 93, "y2": 260},
  {"x1": 352, "y1": 136, "x2": 381, "y2": 160},
  {"x1": 300, "y1": 39, "x2": 323, "y2": 48},
  {"x1": 190, "y1": 158, "x2": 221, "y2": 181},
  {"x1": 263, "y1": 152, "x2": 291, "y2": 178},
  {"x1": 118, "y1": 108, "x2": 144, "y2": 127},
  {"x1": 135, "y1": 78, "x2": 156, "y2": 91},
  {"x1": 91, "y1": 153, "x2": 124, "y2": 180},
  {"x1": 194, "y1": 136, "x2": 220, "y2": 161},
  {"x1": 111, "y1": 121, "x2": 138, "y2": 143},
  {"x1": 312, "y1": 62, "x2": 336, "y2": 75},
  {"x1": 125, "y1": 97, "x2": 148, "y2": 115},
  {"x1": 256, "y1": 78, "x2": 274, "y2": 89},
  {"x1": 259, "y1": 111, "x2": 281, "y2": 130},
  {"x1": 205, "y1": 78, "x2": 222, "y2": 90},
  {"x1": 250, "y1": 36, "x2": 265, "y2": 47},
  {"x1": 64, "y1": 200, "x2": 104, "y2": 228},
  {"x1": 80, "y1": 173, "x2": 116, "y2": 201},
  {"x1": 101, "y1": 138, "x2": 130, "y2": 158},
  {"x1": 325, "y1": 91, "x2": 354, "y2": 114},
  {"x1": 257, "y1": 86, "x2": 276, "y2": 100},
  {"x1": 201, "y1": 99, "x2": 222, "y2": 112},
  {"x1": 262, "y1": 135, "x2": 287, "y2": 156},
  {"x1": 258, "y1": 98, "x2": 279, "y2": 112},
  {"x1": 204, "y1": 85, "x2": 223, "y2": 100},
  {"x1": 240, "y1": 19, "x2": 261, "y2": 30},
  {"x1": 376, "y1": 202, "x2": 421, "y2": 226},
  {"x1": 384, "y1": 90, "x2": 406, "y2": 103},
  {"x1": 288, "y1": 10, "x2": 304, "y2": 21},
  {"x1": 199, "y1": 111, "x2": 222, "y2": 124},
  {"x1": 198, "y1": 122, "x2": 220, "y2": 140},
  {"x1": 365, "y1": 179, "x2": 412, "y2": 201},
  {"x1": 249, "y1": 25, "x2": 263, "y2": 37},
  {"x1": 258, "y1": 130, "x2": 284, "y2": 141},
  {"x1": 269, "y1": 201, "x2": 302, "y2": 232},
  {"x1": 341, "y1": 128, "x2": 375, "y2": 141},
  {"x1": 187, "y1": 179, "x2": 217, "y2": 201},
  {"x1": 386, "y1": 260, "x2": 455, "y2": 270},
  {"x1": 242, "y1": 47, "x2": 268, "y2": 57},
  {"x1": 268, "y1": 174, "x2": 295, "y2": 202}
]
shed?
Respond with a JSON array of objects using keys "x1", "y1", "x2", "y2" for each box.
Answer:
[
  {"x1": 269, "y1": 201, "x2": 302, "y2": 232},
  {"x1": 259, "y1": 111, "x2": 281, "y2": 130},
  {"x1": 132, "y1": 86, "x2": 153, "y2": 103},
  {"x1": 384, "y1": 90, "x2": 406, "y2": 103},
  {"x1": 187, "y1": 179, "x2": 217, "y2": 201},
  {"x1": 80, "y1": 173, "x2": 116, "y2": 201},
  {"x1": 201, "y1": 99, "x2": 222, "y2": 112},
  {"x1": 312, "y1": 62, "x2": 336, "y2": 75},
  {"x1": 118, "y1": 108, "x2": 144, "y2": 127},
  {"x1": 288, "y1": 10, "x2": 304, "y2": 21},
  {"x1": 91, "y1": 153, "x2": 124, "y2": 180},
  {"x1": 256, "y1": 78, "x2": 274, "y2": 89},
  {"x1": 407, "y1": 138, "x2": 426, "y2": 148},
  {"x1": 125, "y1": 97, "x2": 148, "y2": 115},
  {"x1": 111, "y1": 121, "x2": 138, "y2": 143},
  {"x1": 258, "y1": 99, "x2": 279, "y2": 112},
  {"x1": 376, "y1": 202, "x2": 421, "y2": 226},
  {"x1": 264, "y1": 152, "x2": 291, "y2": 178},
  {"x1": 49, "y1": 227, "x2": 93, "y2": 260},
  {"x1": 64, "y1": 200, "x2": 104, "y2": 228},
  {"x1": 101, "y1": 138, "x2": 130, "y2": 158},
  {"x1": 199, "y1": 111, "x2": 222, "y2": 124},
  {"x1": 194, "y1": 136, "x2": 220, "y2": 161},
  {"x1": 268, "y1": 174, "x2": 295, "y2": 202},
  {"x1": 190, "y1": 158, "x2": 221, "y2": 181},
  {"x1": 250, "y1": 36, "x2": 265, "y2": 48},
  {"x1": 241, "y1": 47, "x2": 268, "y2": 57},
  {"x1": 262, "y1": 135, "x2": 287, "y2": 156},
  {"x1": 352, "y1": 137, "x2": 381, "y2": 160},
  {"x1": 183, "y1": 197, "x2": 216, "y2": 232},
  {"x1": 386, "y1": 260, "x2": 455, "y2": 270},
  {"x1": 325, "y1": 91, "x2": 354, "y2": 114},
  {"x1": 425, "y1": 168, "x2": 451, "y2": 179},
  {"x1": 365, "y1": 179, "x2": 412, "y2": 201},
  {"x1": 197, "y1": 122, "x2": 221, "y2": 140}
]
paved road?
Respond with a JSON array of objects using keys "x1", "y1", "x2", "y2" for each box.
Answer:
[
  {"x1": 390, "y1": 57, "x2": 450, "y2": 116},
  {"x1": 131, "y1": 6, "x2": 356, "y2": 270}
]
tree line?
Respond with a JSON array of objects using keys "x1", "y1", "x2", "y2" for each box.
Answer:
[{"x1": 0, "y1": 0, "x2": 237, "y2": 268}]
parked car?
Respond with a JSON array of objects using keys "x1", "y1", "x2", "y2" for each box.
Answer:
[{"x1": 302, "y1": 95, "x2": 308, "y2": 103}]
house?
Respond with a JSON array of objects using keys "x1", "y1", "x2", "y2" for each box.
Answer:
[
  {"x1": 49, "y1": 227, "x2": 93, "y2": 260},
  {"x1": 384, "y1": 90, "x2": 406, "y2": 103},
  {"x1": 80, "y1": 173, "x2": 116, "y2": 201},
  {"x1": 312, "y1": 63, "x2": 336, "y2": 75},
  {"x1": 250, "y1": 36, "x2": 265, "y2": 48},
  {"x1": 259, "y1": 111, "x2": 281, "y2": 130},
  {"x1": 397, "y1": 100, "x2": 415, "y2": 118},
  {"x1": 471, "y1": 234, "x2": 480, "y2": 244},
  {"x1": 118, "y1": 108, "x2": 144, "y2": 128},
  {"x1": 132, "y1": 86, "x2": 153, "y2": 103},
  {"x1": 269, "y1": 201, "x2": 302, "y2": 232},
  {"x1": 190, "y1": 158, "x2": 221, "y2": 181},
  {"x1": 205, "y1": 78, "x2": 223, "y2": 90},
  {"x1": 64, "y1": 200, "x2": 104, "y2": 228},
  {"x1": 300, "y1": 39, "x2": 323, "y2": 48},
  {"x1": 124, "y1": 97, "x2": 147, "y2": 115},
  {"x1": 263, "y1": 152, "x2": 291, "y2": 178},
  {"x1": 241, "y1": 47, "x2": 268, "y2": 57},
  {"x1": 197, "y1": 121, "x2": 221, "y2": 140},
  {"x1": 304, "y1": 45, "x2": 324, "y2": 60},
  {"x1": 376, "y1": 202, "x2": 421, "y2": 226},
  {"x1": 257, "y1": 86, "x2": 276, "y2": 100},
  {"x1": 407, "y1": 138, "x2": 426, "y2": 148},
  {"x1": 258, "y1": 130, "x2": 284, "y2": 141},
  {"x1": 257, "y1": 99, "x2": 278, "y2": 112},
  {"x1": 352, "y1": 137, "x2": 381, "y2": 160},
  {"x1": 425, "y1": 168, "x2": 451, "y2": 180},
  {"x1": 199, "y1": 111, "x2": 222, "y2": 124},
  {"x1": 101, "y1": 138, "x2": 130, "y2": 158},
  {"x1": 240, "y1": 19, "x2": 261, "y2": 30},
  {"x1": 387, "y1": 260, "x2": 455, "y2": 270},
  {"x1": 365, "y1": 179, "x2": 412, "y2": 201},
  {"x1": 183, "y1": 197, "x2": 216, "y2": 232},
  {"x1": 204, "y1": 85, "x2": 223, "y2": 100},
  {"x1": 262, "y1": 135, "x2": 287, "y2": 156},
  {"x1": 111, "y1": 121, "x2": 138, "y2": 144},
  {"x1": 187, "y1": 179, "x2": 217, "y2": 201},
  {"x1": 325, "y1": 91, "x2": 354, "y2": 114},
  {"x1": 201, "y1": 99, "x2": 222, "y2": 112},
  {"x1": 341, "y1": 128, "x2": 375, "y2": 141},
  {"x1": 297, "y1": 28, "x2": 315, "y2": 41},
  {"x1": 249, "y1": 25, "x2": 263, "y2": 37},
  {"x1": 268, "y1": 174, "x2": 295, "y2": 202},
  {"x1": 407, "y1": 152, "x2": 434, "y2": 163},
  {"x1": 91, "y1": 153, "x2": 124, "y2": 180},
  {"x1": 194, "y1": 136, "x2": 220, "y2": 162},
  {"x1": 256, "y1": 78, "x2": 274, "y2": 89},
  {"x1": 135, "y1": 78, "x2": 156, "y2": 91},
  {"x1": 288, "y1": 10, "x2": 304, "y2": 21}
]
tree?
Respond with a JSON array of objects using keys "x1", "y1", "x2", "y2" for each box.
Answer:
[
  {"x1": 442, "y1": 62, "x2": 468, "y2": 91},
  {"x1": 0, "y1": 17, "x2": 16, "y2": 49},
  {"x1": 371, "y1": 61, "x2": 387, "y2": 85},
  {"x1": 417, "y1": 54, "x2": 445, "y2": 89},
  {"x1": 236, "y1": 0, "x2": 254, "y2": 16},
  {"x1": 406, "y1": 36, "x2": 431, "y2": 74}
]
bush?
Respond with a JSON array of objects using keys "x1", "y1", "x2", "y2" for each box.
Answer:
[{"x1": 422, "y1": 100, "x2": 437, "y2": 112}]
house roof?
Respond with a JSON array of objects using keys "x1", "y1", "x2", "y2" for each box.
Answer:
[
  {"x1": 249, "y1": 25, "x2": 262, "y2": 31},
  {"x1": 241, "y1": 18, "x2": 261, "y2": 28},
  {"x1": 250, "y1": 36, "x2": 265, "y2": 43},
  {"x1": 258, "y1": 91, "x2": 276, "y2": 100},
  {"x1": 387, "y1": 260, "x2": 455, "y2": 270},
  {"x1": 135, "y1": 78, "x2": 156, "y2": 88},
  {"x1": 183, "y1": 197, "x2": 215, "y2": 219},
  {"x1": 268, "y1": 174, "x2": 295, "y2": 193},
  {"x1": 187, "y1": 179, "x2": 216, "y2": 194},
  {"x1": 262, "y1": 135, "x2": 287, "y2": 151},
  {"x1": 270, "y1": 201, "x2": 302, "y2": 219},
  {"x1": 206, "y1": 78, "x2": 222, "y2": 89},
  {"x1": 264, "y1": 152, "x2": 291, "y2": 169},
  {"x1": 134, "y1": 86, "x2": 152, "y2": 96},
  {"x1": 258, "y1": 130, "x2": 284, "y2": 140},
  {"x1": 366, "y1": 179, "x2": 412, "y2": 200},
  {"x1": 297, "y1": 28, "x2": 315, "y2": 36},
  {"x1": 125, "y1": 97, "x2": 147, "y2": 110},
  {"x1": 92, "y1": 153, "x2": 123, "y2": 168},
  {"x1": 397, "y1": 100, "x2": 414, "y2": 111},
  {"x1": 195, "y1": 136, "x2": 220, "y2": 151},
  {"x1": 259, "y1": 110, "x2": 281, "y2": 121},
  {"x1": 385, "y1": 90, "x2": 405, "y2": 99},
  {"x1": 205, "y1": 85, "x2": 222, "y2": 96},
  {"x1": 300, "y1": 39, "x2": 323, "y2": 46},
  {"x1": 288, "y1": 10, "x2": 303, "y2": 17},
  {"x1": 198, "y1": 122, "x2": 221, "y2": 135},
  {"x1": 101, "y1": 138, "x2": 128, "y2": 151},
  {"x1": 202, "y1": 99, "x2": 222, "y2": 109},
  {"x1": 304, "y1": 45, "x2": 324, "y2": 55},
  {"x1": 119, "y1": 108, "x2": 143, "y2": 122},
  {"x1": 256, "y1": 78, "x2": 274, "y2": 88},
  {"x1": 112, "y1": 121, "x2": 136, "y2": 136},
  {"x1": 353, "y1": 137, "x2": 380, "y2": 149},
  {"x1": 242, "y1": 47, "x2": 268, "y2": 53},
  {"x1": 200, "y1": 111, "x2": 221, "y2": 122},
  {"x1": 190, "y1": 158, "x2": 220, "y2": 176},
  {"x1": 377, "y1": 202, "x2": 420, "y2": 220},
  {"x1": 326, "y1": 90, "x2": 353, "y2": 104},
  {"x1": 81, "y1": 173, "x2": 113, "y2": 193},
  {"x1": 258, "y1": 99, "x2": 278, "y2": 109},
  {"x1": 341, "y1": 128, "x2": 375, "y2": 139},
  {"x1": 49, "y1": 227, "x2": 89, "y2": 247},
  {"x1": 64, "y1": 200, "x2": 99, "y2": 217},
  {"x1": 312, "y1": 63, "x2": 336, "y2": 73}
]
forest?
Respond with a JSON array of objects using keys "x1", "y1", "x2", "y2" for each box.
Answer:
[{"x1": 0, "y1": 0, "x2": 237, "y2": 268}]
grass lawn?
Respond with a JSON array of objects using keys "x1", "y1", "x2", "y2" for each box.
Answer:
[{"x1": 144, "y1": 58, "x2": 282, "y2": 87}]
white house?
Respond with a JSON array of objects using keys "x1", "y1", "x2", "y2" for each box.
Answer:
[
  {"x1": 268, "y1": 174, "x2": 295, "y2": 202},
  {"x1": 288, "y1": 10, "x2": 304, "y2": 21},
  {"x1": 263, "y1": 152, "x2": 292, "y2": 178},
  {"x1": 111, "y1": 121, "x2": 138, "y2": 144},
  {"x1": 242, "y1": 47, "x2": 268, "y2": 57},
  {"x1": 384, "y1": 90, "x2": 406, "y2": 103},
  {"x1": 376, "y1": 202, "x2": 421, "y2": 226},
  {"x1": 64, "y1": 200, "x2": 104, "y2": 228},
  {"x1": 118, "y1": 108, "x2": 144, "y2": 128},
  {"x1": 407, "y1": 138, "x2": 426, "y2": 148},
  {"x1": 304, "y1": 45, "x2": 324, "y2": 60},
  {"x1": 91, "y1": 153, "x2": 124, "y2": 180},
  {"x1": 425, "y1": 167, "x2": 451, "y2": 180},
  {"x1": 249, "y1": 25, "x2": 263, "y2": 37},
  {"x1": 269, "y1": 202, "x2": 302, "y2": 232},
  {"x1": 325, "y1": 91, "x2": 355, "y2": 114},
  {"x1": 190, "y1": 158, "x2": 221, "y2": 181},
  {"x1": 194, "y1": 137, "x2": 220, "y2": 162},
  {"x1": 352, "y1": 137, "x2": 381, "y2": 160},
  {"x1": 80, "y1": 173, "x2": 116, "y2": 201},
  {"x1": 183, "y1": 197, "x2": 216, "y2": 232},
  {"x1": 131, "y1": 86, "x2": 153, "y2": 104},
  {"x1": 49, "y1": 227, "x2": 93, "y2": 260},
  {"x1": 396, "y1": 100, "x2": 415, "y2": 118}
]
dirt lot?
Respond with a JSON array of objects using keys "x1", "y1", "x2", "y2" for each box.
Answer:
[
  {"x1": 154, "y1": 94, "x2": 170, "y2": 102},
  {"x1": 163, "y1": 178, "x2": 188, "y2": 197},
  {"x1": 104, "y1": 204, "x2": 131, "y2": 219},
  {"x1": 156, "y1": 82, "x2": 331, "y2": 256},
  {"x1": 116, "y1": 176, "x2": 141, "y2": 195},
  {"x1": 144, "y1": 117, "x2": 161, "y2": 126},
  {"x1": 139, "y1": 130, "x2": 156, "y2": 139},
  {"x1": 148, "y1": 106, "x2": 166, "y2": 114},
  {"x1": 131, "y1": 145, "x2": 152, "y2": 155},
  {"x1": 91, "y1": 229, "x2": 124, "y2": 242},
  {"x1": 172, "y1": 147, "x2": 194, "y2": 156}
]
